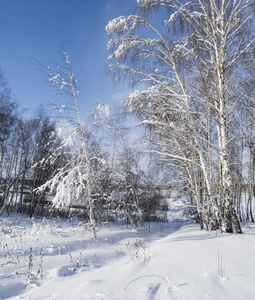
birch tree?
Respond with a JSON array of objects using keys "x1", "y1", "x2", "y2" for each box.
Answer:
[
  {"x1": 106, "y1": 4, "x2": 221, "y2": 231},
  {"x1": 38, "y1": 51, "x2": 110, "y2": 239},
  {"x1": 240, "y1": 48, "x2": 255, "y2": 223},
  {"x1": 106, "y1": 0, "x2": 254, "y2": 233},
  {"x1": 170, "y1": 0, "x2": 254, "y2": 233}
]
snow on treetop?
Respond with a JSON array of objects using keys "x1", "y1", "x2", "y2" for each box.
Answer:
[
  {"x1": 137, "y1": 0, "x2": 173, "y2": 8},
  {"x1": 106, "y1": 15, "x2": 142, "y2": 35},
  {"x1": 94, "y1": 103, "x2": 110, "y2": 119},
  {"x1": 48, "y1": 72, "x2": 70, "y2": 90},
  {"x1": 63, "y1": 51, "x2": 70, "y2": 64},
  {"x1": 137, "y1": 0, "x2": 160, "y2": 7},
  {"x1": 126, "y1": 86, "x2": 162, "y2": 112},
  {"x1": 110, "y1": 40, "x2": 141, "y2": 60}
]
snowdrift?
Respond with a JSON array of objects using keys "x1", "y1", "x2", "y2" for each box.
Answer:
[{"x1": 0, "y1": 215, "x2": 255, "y2": 299}]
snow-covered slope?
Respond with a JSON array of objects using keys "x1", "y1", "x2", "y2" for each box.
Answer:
[{"x1": 0, "y1": 215, "x2": 254, "y2": 299}]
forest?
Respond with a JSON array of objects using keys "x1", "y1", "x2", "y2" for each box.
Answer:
[{"x1": 1, "y1": 0, "x2": 255, "y2": 239}]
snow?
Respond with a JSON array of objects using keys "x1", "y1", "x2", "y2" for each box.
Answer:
[
  {"x1": 1, "y1": 212, "x2": 255, "y2": 300},
  {"x1": 106, "y1": 16, "x2": 131, "y2": 35},
  {"x1": 94, "y1": 103, "x2": 110, "y2": 119},
  {"x1": 137, "y1": 0, "x2": 160, "y2": 8},
  {"x1": 165, "y1": 11, "x2": 179, "y2": 25},
  {"x1": 105, "y1": 15, "x2": 141, "y2": 35},
  {"x1": 191, "y1": 11, "x2": 203, "y2": 19}
]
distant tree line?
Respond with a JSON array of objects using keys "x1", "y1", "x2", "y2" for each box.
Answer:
[{"x1": 0, "y1": 70, "x2": 61, "y2": 217}]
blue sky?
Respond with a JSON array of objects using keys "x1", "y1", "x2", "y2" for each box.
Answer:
[{"x1": 0, "y1": 0, "x2": 138, "y2": 117}]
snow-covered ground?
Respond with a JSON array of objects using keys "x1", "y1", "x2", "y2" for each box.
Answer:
[{"x1": 0, "y1": 212, "x2": 255, "y2": 300}]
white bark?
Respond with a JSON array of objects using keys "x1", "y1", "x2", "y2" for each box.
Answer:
[{"x1": 107, "y1": 0, "x2": 253, "y2": 233}]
